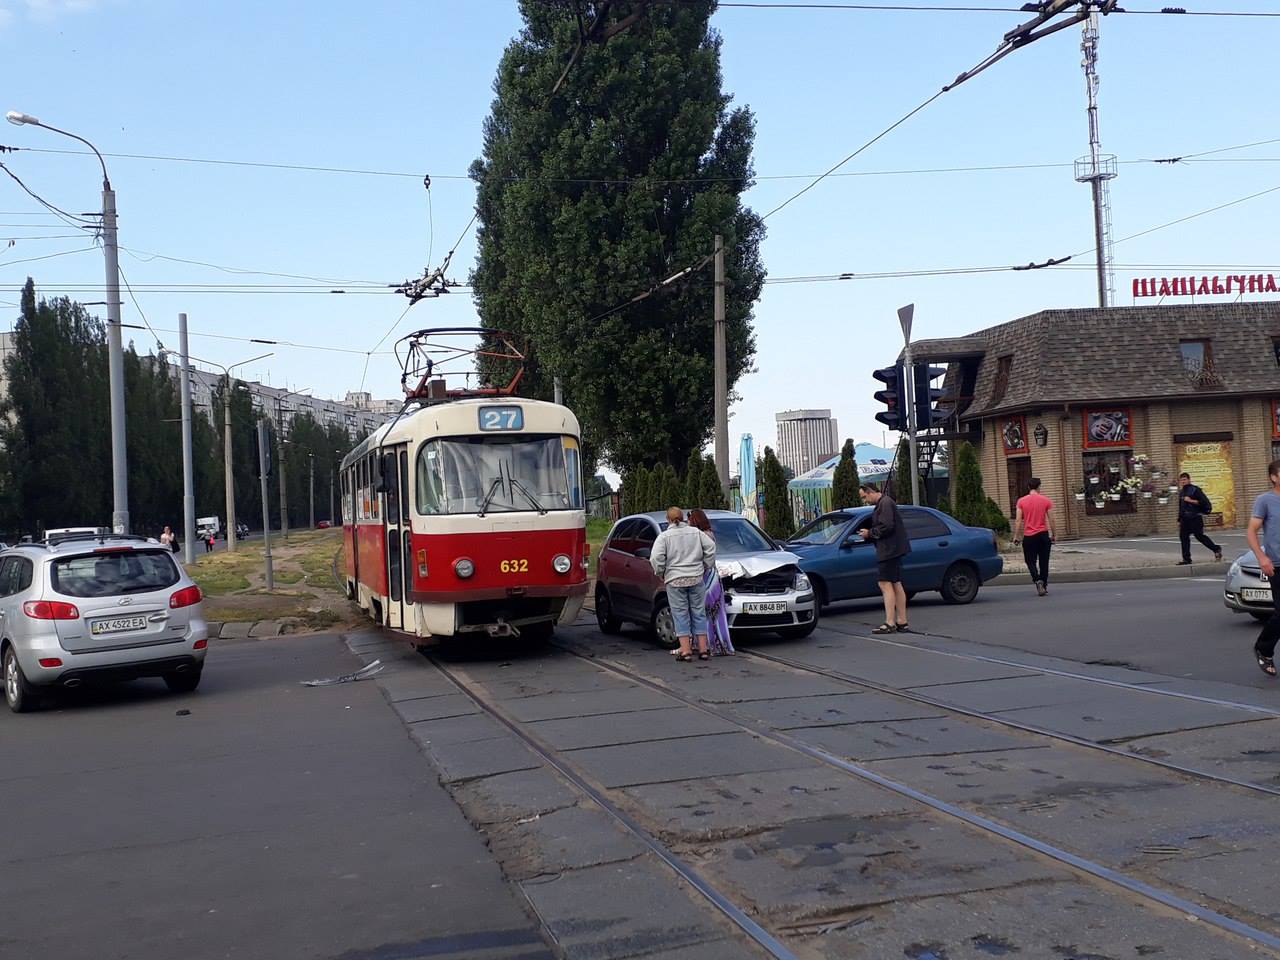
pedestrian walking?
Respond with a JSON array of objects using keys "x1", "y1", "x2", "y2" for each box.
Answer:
[
  {"x1": 1012, "y1": 478, "x2": 1056, "y2": 596},
  {"x1": 649, "y1": 506, "x2": 717, "y2": 662},
  {"x1": 688, "y1": 508, "x2": 734, "y2": 656},
  {"x1": 855, "y1": 482, "x2": 911, "y2": 634},
  {"x1": 1176, "y1": 472, "x2": 1222, "y2": 565},
  {"x1": 204, "y1": 532, "x2": 215, "y2": 554},
  {"x1": 1247, "y1": 459, "x2": 1280, "y2": 678}
]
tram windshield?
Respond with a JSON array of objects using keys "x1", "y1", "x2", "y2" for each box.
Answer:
[{"x1": 416, "y1": 434, "x2": 584, "y2": 515}]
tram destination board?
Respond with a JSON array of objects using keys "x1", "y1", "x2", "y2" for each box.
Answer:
[{"x1": 477, "y1": 406, "x2": 524, "y2": 431}]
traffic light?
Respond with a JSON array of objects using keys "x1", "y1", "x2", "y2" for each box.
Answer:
[
  {"x1": 873, "y1": 364, "x2": 904, "y2": 431},
  {"x1": 913, "y1": 364, "x2": 949, "y2": 430}
]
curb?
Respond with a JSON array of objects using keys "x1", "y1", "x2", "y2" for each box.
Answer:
[{"x1": 990, "y1": 561, "x2": 1230, "y2": 586}]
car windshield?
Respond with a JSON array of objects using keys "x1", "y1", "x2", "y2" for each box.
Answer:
[
  {"x1": 51, "y1": 549, "x2": 181, "y2": 598},
  {"x1": 657, "y1": 518, "x2": 776, "y2": 555},
  {"x1": 416, "y1": 434, "x2": 583, "y2": 515},
  {"x1": 788, "y1": 514, "x2": 854, "y2": 545}
]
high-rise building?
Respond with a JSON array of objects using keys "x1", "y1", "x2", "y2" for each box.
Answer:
[{"x1": 775, "y1": 409, "x2": 839, "y2": 476}]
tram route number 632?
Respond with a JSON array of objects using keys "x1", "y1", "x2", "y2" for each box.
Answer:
[{"x1": 500, "y1": 559, "x2": 530, "y2": 573}]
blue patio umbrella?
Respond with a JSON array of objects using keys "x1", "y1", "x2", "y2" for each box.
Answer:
[{"x1": 739, "y1": 434, "x2": 758, "y2": 522}]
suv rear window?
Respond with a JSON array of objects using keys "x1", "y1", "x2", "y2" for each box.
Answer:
[{"x1": 51, "y1": 550, "x2": 181, "y2": 598}]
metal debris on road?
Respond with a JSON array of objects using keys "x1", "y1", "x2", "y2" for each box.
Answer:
[{"x1": 301, "y1": 659, "x2": 384, "y2": 686}]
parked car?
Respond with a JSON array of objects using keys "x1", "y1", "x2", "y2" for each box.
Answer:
[
  {"x1": 595, "y1": 510, "x2": 817, "y2": 644},
  {"x1": 785, "y1": 506, "x2": 1003, "y2": 607},
  {"x1": 0, "y1": 532, "x2": 209, "y2": 712},
  {"x1": 1224, "y1": 551, "x2": 1273, "y2": 622},
  {"x1": 316, "y1": 519, "x2": 332, "y2": 529}
]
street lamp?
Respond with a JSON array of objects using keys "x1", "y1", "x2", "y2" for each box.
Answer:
[
  {"x1": 308, "y1": 453, "x2": 316, "y2": 530},
  {"x1": 8, "y1": 110, "x2": 129, "y2": 532},
  {"x1": 191, "y1": 352, "x2": 273, "y2": 552}
]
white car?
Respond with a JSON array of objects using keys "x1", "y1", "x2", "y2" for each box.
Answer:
[{"x1": 1224, "y1": 551, "x2": 1273, "y2": 623}]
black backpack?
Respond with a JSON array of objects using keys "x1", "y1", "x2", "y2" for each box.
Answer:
[{"x1": 1198, "y1": 489, "x2": 1212, "y2": 514}]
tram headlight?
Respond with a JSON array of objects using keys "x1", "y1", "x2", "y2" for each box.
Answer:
[
  {"x1": 454, "y1": 558, "x2": 475, "y2": 579},
  {"x1": 552, "y1": 553, "x2": 572, "y2": 574}
]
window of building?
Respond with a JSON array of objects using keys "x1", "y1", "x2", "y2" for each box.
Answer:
[
  {"x1": 1083, "y1": 451, "x2": 1135, "y2": 516},
  {"x1": 990, "y1": 355, "x2": 1012, "y2": 406},
  {"x1": 1273, "y1": 338, "x2": 1280, "y2": 367},
  {"x1": 1179, "y1": 339, "x2": 1212, "y2": 374}
]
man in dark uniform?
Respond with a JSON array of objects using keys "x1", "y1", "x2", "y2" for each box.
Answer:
[
  {"x1": 856, "y1": 482, "x2": 912, "y2": 635},
  {"x1": 1176, "y1": 472, "x2": 1222, "y2": 565}
]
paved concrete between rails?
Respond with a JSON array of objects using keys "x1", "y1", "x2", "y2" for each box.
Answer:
[
  {"x1": 343, "y1": 618, "x2": 1280, "y2": 960},
  {"x1": 0, "y1": 633, "x2": 552, "y2": 960}
]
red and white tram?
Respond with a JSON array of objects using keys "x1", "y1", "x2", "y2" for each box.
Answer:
[{"x1": 341, "y1": 394, "x2": 588, "y2": 644}]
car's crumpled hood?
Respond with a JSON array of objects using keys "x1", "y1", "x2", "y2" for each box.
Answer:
[{"x1": 716, "y1": 550, "x2": 801, "y2": 581}]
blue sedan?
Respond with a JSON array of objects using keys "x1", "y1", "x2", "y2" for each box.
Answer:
[{"x1": 785, "y1": 506, "x2": 1003, "y2": 607}]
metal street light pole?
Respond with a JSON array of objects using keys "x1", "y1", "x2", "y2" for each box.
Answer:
[
  {"x1": 7, "y1": 111, "x2": 129, "y2": 532},
  {"x1": 308, "y1": 453, "x2": 315, "y2": 530},
  {"x1": 188, "y1": 351, "x2": 273, "y2": 552},
  {"x1": 178, "y1": 314, "x2": 196, "y2": 564}
]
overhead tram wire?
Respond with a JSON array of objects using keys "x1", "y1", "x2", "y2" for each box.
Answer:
[
  {"x1": 712, "y1": 1, "x2": 1280, "y2": 14},
  {"x1": 0, "y1": 160, "x2": 99, "y2": 230}
]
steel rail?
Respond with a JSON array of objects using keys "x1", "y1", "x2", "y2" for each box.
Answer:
[
  {"x1": 817, "y1": 620, "x2": 1280, "y2": 717},
  {"x1": 557, "y1": 642, "x2": 1280, "y2": 955},
  {"x1": 737, "y1": 646, "x2": 1280, "y2": 798},
  {"x1": 429, "y1": 657, "x2": 799, "y2": 960}
]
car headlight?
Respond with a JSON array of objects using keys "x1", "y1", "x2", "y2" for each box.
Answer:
[
  {"x1": 454, "y1": 558, "x2": 475, "y2": 579},
  {"x1": 794, "y1": 573, "x2": 811, "y2": 592},
  {"x1": 1228, "y1": 559, "x2": 1241, "y2": 578},
  {"x1": 552, "y1": 554, "x2": 572, "y2": 574}
]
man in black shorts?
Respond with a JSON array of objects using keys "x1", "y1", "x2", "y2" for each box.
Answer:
[{"x1": 856, "y1": 482, "x2": 912, "y2": 634}]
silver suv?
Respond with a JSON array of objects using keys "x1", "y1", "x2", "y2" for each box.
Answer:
[{"x1": 1, "y1": 533, "x2": 209, "y2": 712}]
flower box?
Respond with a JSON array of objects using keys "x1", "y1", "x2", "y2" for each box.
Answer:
[
  {"x1": 1109, "y1": 492, "x2": 1122, "y2": 501},
  {"x1": 1090, "y1": 476, "x2": 1101, "y2": 485},
  {"x1": 1158, "y1": 496, "x2": 1169, "y2": 505},
  {"x1": 1143, "y1": 491, "x2": 1152, "y2": 499},
  {"x1": 1075, "y1": 493, "x2": 1085, "y2": 501},
  {"x1": 1093, "y1": 500, "x2": 1107, "y2": 509}
]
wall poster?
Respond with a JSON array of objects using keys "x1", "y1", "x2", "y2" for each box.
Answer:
[
  {"x1": 1001, "y1": 415, "x2": 1028, "y2": 455},
  {"x1": 1174, "y1": 441, "x2": 1235, "y2": 528},
  {"x1": 1083, "y1": 408, "x2": 1133, "y2": 449}
]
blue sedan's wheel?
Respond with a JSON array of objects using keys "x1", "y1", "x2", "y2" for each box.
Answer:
[{"x1": 940, "y1": 562, "x2": 980, "y2": 605}]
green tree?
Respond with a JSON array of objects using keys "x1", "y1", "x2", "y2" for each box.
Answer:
[
  {"x1": 0, "y1": 279, "x2": 110, "y2": 534},
  {"x1": 470, "y1": 1, "x2": 765, "y2": 472},
  {"x1": 831, "y1": 438, "x2": 861, "y2": 510},
  {"x1": 212, "y1": 379, "x2": 272, "y2": 529},
  {"x1": 698, "y1": 455, "x2": 728, "y2": 510},
  {"x1": 952, "y1": 441, "x2": 987, "y2": 528},
  {"x1": 659, "y1": 463, "x2": 681, "y2": 510},
  {"x1": 891, "y1": 437, "x2": 913, "y2": 504},
  {"x1": 935, "y1": 494, "x2": 952, "y2": 517},
  {"x1": 683, "y1": 450, "x2": 704, "y2": 508},
  {"x1": 632, "y1": 464, "x2": 652, "y2": 514},
  {"x1": 759, "y1": 446, "x2": 794, "y2": 540},
  {"x1": 985, "y1": 496, "x2": 1011, "y2": 535}
]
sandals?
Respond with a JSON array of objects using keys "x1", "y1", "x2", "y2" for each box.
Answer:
[
  {"x1": 1256, "y1": 651, "x2": 1277, "y2": 678},
  {"x1": 699, "y1": 651, "x2": 711, "y2": 661},
  {"x1": 675, "y1": 652, "x2": 694, "y2": 663},
  {"x1": 871, "y1": 623, "x2": 895, "y2": 635},
  {"x1": 896, "y1": 623, "x2": 910, "y2": 633}
]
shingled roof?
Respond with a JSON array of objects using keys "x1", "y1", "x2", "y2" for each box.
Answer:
[{"x1": 948, "y1": 302, "x2": 1280, "y2": 419}]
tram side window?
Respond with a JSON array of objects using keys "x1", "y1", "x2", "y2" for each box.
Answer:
[
  {"x1": 400, "y1": 451, "x2": 410, "y2": 523},
  {"x1": 417, "y1": 442, "x2": 446, "y2": 515},
  {"x1": 384, "y1": 452, "x2": 400, "y2": 522},
  {"x1": 563, "y1": 437, "x2": 584, "y2": 510}
]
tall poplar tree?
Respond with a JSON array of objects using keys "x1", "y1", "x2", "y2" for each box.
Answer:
[
  {"x1": 471, "y1": 1, "x2": 765, "y2": 471},
  {"x1": 831, "y1": 438, "x2": 861, "y2": 510}
]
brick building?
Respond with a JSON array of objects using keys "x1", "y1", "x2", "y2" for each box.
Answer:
[{"x1": 909, "y1": 302, "x2": 1280, "y2": 539}]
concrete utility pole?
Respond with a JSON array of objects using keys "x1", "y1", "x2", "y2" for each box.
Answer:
[
  {"x1": 553, "y1": 377, "x2": 563, "y2": 406},
  {"x1": 329, "y1": 466, "x2": 336, "y2": 528},
  {"x1": 191, "y1": 351, "x2": 271, "y2": 553},
  {"x1": 898, "y1": 304, "x2": 921, "y2": 507},
  {"x1": 308, "y1": 453, "x2": 315, "y2": 530},
  {"x1": 178, "y1": 314, "x2": 196, "y2": 564},
  {"x1": 275, "y1": 397, "x2": 289, "y2": 542},
  {"x1": 257, "y1": 421, "x2": 274, "y2": 590},
  {"x1": 713, "y1": 234, "x2": 728, "y2": 496},
  {"x1": 5, "y1": 113, "x2": 129, "y2": 532}
]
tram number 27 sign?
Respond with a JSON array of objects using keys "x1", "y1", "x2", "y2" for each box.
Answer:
[
  {"x1": 1132, "y1": 273, "x2": 1280, "y2": 299},
  {"x1": 479, "y1": 406, "x2": 525, "y2": 431}
]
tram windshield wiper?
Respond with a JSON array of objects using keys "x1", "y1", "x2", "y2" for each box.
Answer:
[
  {"x1": 509, "y1": 477, "x2": 546, "y2": 514},
  {"x1": 477, "y1": 475, "x2": 504, "y2": 517}
]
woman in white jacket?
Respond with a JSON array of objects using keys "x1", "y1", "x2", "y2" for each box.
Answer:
[{"x1": 650, "y1": 507, "x2": 717, "y2": 662}]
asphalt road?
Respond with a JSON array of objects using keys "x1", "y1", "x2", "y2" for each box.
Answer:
[
  {"x1": 0, "y1": 635, "x2": 550, "y2": 960},
  {"x1": 817, "y1": 575, "x2": 1273, "y2": 688}
]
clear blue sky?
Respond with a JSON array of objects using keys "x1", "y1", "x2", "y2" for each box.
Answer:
[{"x1": 2, "y1": 0, "x2": 1278, "y2": 475}]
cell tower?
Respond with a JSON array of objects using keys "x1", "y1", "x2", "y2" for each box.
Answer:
[{"x1": 1074, "y1": 7, "x2": 1118, "y2": 308}]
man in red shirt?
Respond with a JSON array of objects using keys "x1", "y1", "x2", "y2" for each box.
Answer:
[{"x1": 1013, "y1": 477, "x2": 1056, "y2": 597}]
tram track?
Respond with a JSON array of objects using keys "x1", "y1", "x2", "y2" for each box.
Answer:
[
  {"x1": 544, "y1": 637, "x2": 1280, "y2": 956},
  {"x1": 733, "y1": 643, "x2": 1280, "y2": 799},
  {"x1": 428, "y1": 655, "x2": 799, "y2": 960},
  {"x1": 816, "y1": 619, "x2": 1280, "y2": 718}
]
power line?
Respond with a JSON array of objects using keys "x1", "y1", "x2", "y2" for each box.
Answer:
[
  {"x1": 118, "y1": 245, "x2": 392, "y2": 286},
  {"x1": 0, "y1": 246, "x2": 98, "y2": 269},
  {"x1": 714, "y1": 2, "x2": 1280, "y2": 14},
  {"x1": 115, "y1": 261, "x2": 163, "y2": 349},
  {"x1": 0, "y1": 161, "x2": 99, "y2": 230}
]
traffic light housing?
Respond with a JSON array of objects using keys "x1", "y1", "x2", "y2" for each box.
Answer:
[
  {"x1": 873, "y1": 364, "x2": 904, "y2": 431},
  {"x1": 913, "y1": 364, "x2": 949, "y2": 430}
]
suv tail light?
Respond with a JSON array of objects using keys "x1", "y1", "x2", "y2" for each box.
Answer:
[
  {"x1": 169, "y1": 585, "x2": 203, "y2": 609},
  {"x1": 23, "y1": 600, "x2": 80, "y2": 620}
]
